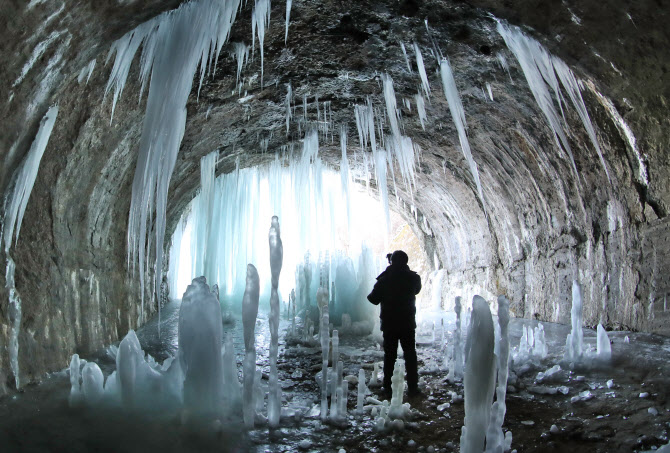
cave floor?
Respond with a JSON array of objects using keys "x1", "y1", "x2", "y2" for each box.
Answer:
[{"x1": 1, "y1": 302, "x2": 669, "y2": 453}]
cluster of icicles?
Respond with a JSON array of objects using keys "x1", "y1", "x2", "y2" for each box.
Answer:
[
  {"x1": 96, "y1": 0, "x2": 616, "y2": 334},
  {"x1": 3, "y1": 0, "x2": 626, "y2": 402}
]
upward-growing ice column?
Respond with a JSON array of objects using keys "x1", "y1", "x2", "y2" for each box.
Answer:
[
  {"x1": 460, "y1": 295, "x2": 496, "y2": 453},
  {"x1": 242, "y1": 264, "x2": 260, "y2": 428},
  {"x1": 268, "y1": 216, "x2": 283, "y2": 427},
  {"x1": 454, "y1": 296, "x2": 464, "y2": 378},
  {"x1": 564, "y1": 280, "x2": 584, "y2": 363},
  {"x1": 318, "y1": 287, "x2": 330, "y2": 420},
  {"x1": 485, "y1": 296, "x2": 511, "y2": 453},
  {"x1": 178, "y1": 276, "x2": 223, "y2": 414}
]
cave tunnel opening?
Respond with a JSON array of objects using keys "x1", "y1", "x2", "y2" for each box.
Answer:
[{"x1": 1, "y1": 0, "x2": 669, "y2": 451}]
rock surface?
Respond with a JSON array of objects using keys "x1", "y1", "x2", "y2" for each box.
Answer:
[{"x1": 0, "y1": 0, "x2": 668, "y2": 391}]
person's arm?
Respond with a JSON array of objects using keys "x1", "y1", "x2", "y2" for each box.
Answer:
[
  {"x1": 413, "y1": 273, "x2": 422, "y2": 295},
  {"x1": 367, "y1": 279, "x2": 383, "y2": 305}
]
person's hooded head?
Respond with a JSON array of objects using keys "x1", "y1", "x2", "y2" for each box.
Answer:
[{"x1": 390, "y1": 250, "x2": 409, "y2": 267}]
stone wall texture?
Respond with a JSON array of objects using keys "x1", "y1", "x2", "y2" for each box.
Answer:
[{"x1": 0, "y1": 0, "x2": 668, "y2": 392}]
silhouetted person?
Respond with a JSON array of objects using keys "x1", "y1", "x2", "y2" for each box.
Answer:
[{"x1": 367, "y1": 250, "x2": 422, "y2": 397}]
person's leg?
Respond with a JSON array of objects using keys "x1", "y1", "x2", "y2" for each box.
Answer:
[
  {"x1": 383, "y1": 330, "x2": 399, "y2": 390},
  {"x1": 400, "y1": 329, "x2": 418, "y2": 391}
]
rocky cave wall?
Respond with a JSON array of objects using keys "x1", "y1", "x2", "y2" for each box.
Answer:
[{"x1": 0, "y1": 0, "x2": 668, "y2": 393}]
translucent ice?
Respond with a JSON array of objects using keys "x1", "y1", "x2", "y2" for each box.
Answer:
[
  {"x1": 461, "y1": 296, "x2": 496, "y2": 453},
  {"x1": 82, "y1": 362, "x2": 104, "y2": 404},
  {"x1": 564, "y1": 280, "x2": 584, "y2": 362},
  {"x1": 112, "y1": 0, "x2": 241, "y2": 322},
  {"x1": 252, "y1": 0, "x2": 271, "y2": 87},
  {"x1": 284, "y1": 0, "x2": 292, "y2": 43},
  {"x1": 485, "y1": 296, "x2": 511, "y2": 453},
  {"x1": 3, "y1": 105, "x2": 59, "y2": 254},
  {"x1": 596, "y1": 324, "x2": 612, "y2": 361},
  {"x1": 453, "y1": 296, "x2": 464, "y2": 378},
  {"x1": 497, "y1": 21, "x2": 610, "y2": 182},
  {"x1": 268, "y1": 216, "x2": 283, "y2": 427},
  {"x1": 242, "y1": 264, "x2": 260, "y2": 427},
  {"x1": 414, "y1": 42, "x2": 431, "y2": 98},
  {"x1": 415, "y1": 92, "x2": 427, "y2": 130},
  {"x1": 439, "y1": 59, "x2": 485, "y2": 212},
  {"x1": 178, "y1": 276, "x2": 223, "y2": 413}
]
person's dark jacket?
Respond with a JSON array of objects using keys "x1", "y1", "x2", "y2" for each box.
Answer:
[{"x1": 367, "y1": 263, "x2": 422, "y2": 331}]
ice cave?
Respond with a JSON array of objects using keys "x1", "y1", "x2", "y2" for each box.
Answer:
[{"x1": 0, "y1": 0, "x2": 669, "y2": 452}]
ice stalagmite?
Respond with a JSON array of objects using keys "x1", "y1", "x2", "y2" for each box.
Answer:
[
  {"x1": 388, "y1": 359, "x2": 406, "y2": 419},
  {"x1": 564, "y1": 280, "x2": 584, "y2": 363},
  {"x1": 178, "y1": 276, "x2": 223, "y2": 414},
  {"x1": 82, "y1": 362, "x2": 105, "y2": 405},
  {"x1": 460, "y1": 296, "x2": 496, "y2": 453},
  {"x1": 242, "y1": 264, "x2": 260, "y2": 427},
  {"x1": 440, "y1": 59, "x2": 485, "y2": 212},
  {"x1": 485, "y1": 296, "x2": 511, "y2": 453},
  {"x1": 453, "y1": 296, "x2": 464, "y2": 378},
  {"x1": 596, "y1": 324, "x2": 612, "y2": 361},
  {"x1": 268, "y1": 216, "x2": 283, "y2": 427},
  {"x1": 318, "y1": 287, "x2": 330, "y2": 420},
  {"x1": 357, "y1": 368, "x2": 367, "y2": 413},
  {"x1": 69, "y1": 354, "x2": 83, "y2": 406},
  {"x1": 222, "y1": 332, "x2": 242, "y2": 406}
]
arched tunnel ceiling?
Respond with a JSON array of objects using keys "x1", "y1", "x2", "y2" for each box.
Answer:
[{"x1": 0, "y1": 0, "x2": 668, "y2": 389}]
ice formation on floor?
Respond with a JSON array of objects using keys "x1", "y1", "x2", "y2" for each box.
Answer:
[
  {"x1": 179, "y1": 276, "x2": 223, "y2": 413},
  {"x1": 242, "y1": 264, "x2": 260, "y2": 427},
  {"x1": 460, "y1": 295, "x2": 496, "y2": 453},
  {"x1": 268, "y1": 216, "x2": 283, "y2": 427},
  {"x1": 319, "y1": 287, "x2": 330, "y2": 420},
  {"x1": 596, "y1": 324, "x2": 612, "y2": 361},
  {"x1": 485, "y1": 295, "x2": 511, "y2": 453},
  {"x1": 564, "y1": 280, "x2": 584, "y2": 363},
  {"x1": 514, "y1": 322, "x2": 548, "y2": 361}
]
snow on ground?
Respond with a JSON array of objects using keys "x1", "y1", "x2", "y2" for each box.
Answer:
[{"x1": 1, "y1": 301, "x2": 670, "y2": 452}]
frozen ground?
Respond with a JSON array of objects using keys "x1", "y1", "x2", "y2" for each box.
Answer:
[{"x1": 1, "y1": 300, "x2": 669, "y2": 452}]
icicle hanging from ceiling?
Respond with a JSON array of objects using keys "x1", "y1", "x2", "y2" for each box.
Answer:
[
  {"x1": 496, "y1": 20, "x2": 611, "y2": 184},
  {"x1": 104, "y1": 0, "x2": 241, "y2": 323},
  {"x1": 439, "y1": 58, "x2": 486, "y2": 213}
]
